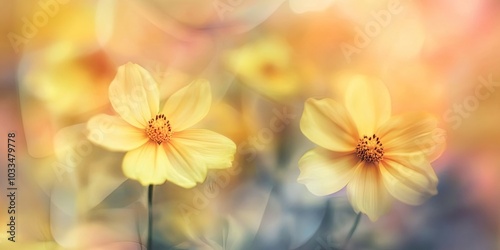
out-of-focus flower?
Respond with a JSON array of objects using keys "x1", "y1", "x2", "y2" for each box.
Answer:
[
  {"x1": 13, "y1": 0, "x2": 116, "y2": 158},
  {"x1": 298, "y1": 75, "x2": 445, "y2": 221},
  {"x1": 18, "y1": 45, "x2": 115, "y2": 158},
  {"x1": 21, "y1": 47, "x2": 114, "y2": 117},
  {"x1": 87, "y1": 63, "x2": 236, "y2": 187},
  {"x1": 9, "y1": 1, "x2": 99, "y2": 54},
  {"x1": 225, "y1": 36, "x2": 300, "y2": 101}
]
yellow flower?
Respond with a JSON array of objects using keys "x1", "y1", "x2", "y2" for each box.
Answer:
[
  {"x1": 298, "y1": 75, "x2": 445, "y2": 221},
  {"x1": 87, "y1": 63, "x2": 236, "y2": 187},
  {"x1": 225, "y1": 36, "x2": 300, "y2": 100}
]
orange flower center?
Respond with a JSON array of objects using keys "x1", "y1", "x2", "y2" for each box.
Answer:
[
  {"x1": 145, "y1": 114, "x2": 172, "y2": 145},
  {"x1": 355, "y1": 134, "x2": 384, "y2": 164},
  {"x1": 261, "y1": 63, "x2": 280, "y2": 78}
]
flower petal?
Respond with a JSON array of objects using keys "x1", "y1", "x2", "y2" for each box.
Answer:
[
  {"x1": 300, "y1": 98, "x2": 359, "y2": 152},
  {"x1": 171, "y1": 129, "x2": 236, "y2": 169},
  {"x1": 122, "y1": 142, "x2": 168, "y2": 185},
  {"x1": 386, "y1": 154, "x2": 438, "y2": 184},
  {"x1": 109, "y1": 63, "x2": 160, "y2": 128},
  {"x1": 162, "y1": 79, "x2": 211, "y2": 132},
  {"x1": 163, "y1": 137, "x2": 211, "y2": 186},
  {"x1": 377, "y1": 113, "x2": 446, "y2": 163},
  {"x1": 347, "y1": 162, "x2": 392, "y2": 221},
  {"x1": 344, "y1": 75, "x2": 391, "y2": 136},
  {"x1": 122, "y1": 141, "x2": 196, "y2": 187},
  {"x1": 298, "y1": 148, "x2": 359, "y2": 196},
  {"x1": 380, "y1": 158, "x2": 438, "y2": 205},
  {"x1": 87, "y1": 114, "x2": 148, "y2": 151}
]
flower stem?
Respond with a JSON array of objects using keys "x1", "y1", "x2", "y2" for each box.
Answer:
[
  {"x1": 342, "y1": 213, "x2": 362, "y2": 249},
  {"x1": 148, "y1": 184, "x2": 154, "y2": 250}
]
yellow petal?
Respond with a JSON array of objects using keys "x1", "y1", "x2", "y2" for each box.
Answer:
[
  {"x1": 300, "y1": 98, "x2": 359, "y2": 152},
  {"x1": 122, "y1": 141, "x2": 196, "y2": 187},
  {"x1": 163, "y1": 138, "x2": 210, "y2": 185},
  {"x1": 122, "y1": 142, "x2": 167, "y2": 185},
  {"x1": 380, "y1": 158, "x2": 438, "y2": 205},
  {"x1": 377, "y1": 113, "x2": 445, "y2": 163},
  {"x1": 172, "y1": 129, "x2": 236, "y2": 169},
  {"x1": 347, "y1": 162, "x2": 392, "y2": 221},
  {"x1": 298, "y1": 148, "x2": 359, "y2": 196},
  {"x1": 385, "y1": 154, "x2": 438, "y2": 185},
  {"x1": 109, "y1": 63, "x2": 160, "y2": 128},
  {"x1": 344, "y1": 75, "x2": 391, "y2": 136},
  {"x1": 162, "y1": 79, "x2": 211, "y2": 132},
  {"x1": 87, "y1": 114, "x2": 148, "y2": 151}
]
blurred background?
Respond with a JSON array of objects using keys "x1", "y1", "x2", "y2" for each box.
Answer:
[{"x1": 1, "y1": 0, "x2": 500, "y2": 249}]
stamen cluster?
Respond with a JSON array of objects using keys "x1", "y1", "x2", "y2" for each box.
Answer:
[
  {"x1": 145, "y1": 114, "x2": 172, "y2": 144},
  {"x1": 355, "y1": 134, "x2": 384, "y2": 163}
]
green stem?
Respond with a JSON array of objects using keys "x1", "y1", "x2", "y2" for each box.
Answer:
[
  {"x1": 342, "y1": 213, "x2": 362, "y2": 249},
  {"x1": 148, "y1": 185, "x2": 154, "y2": 250}
]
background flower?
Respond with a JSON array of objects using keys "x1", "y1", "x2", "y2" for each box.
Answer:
[{"x1": 224, "y1": 36, "x2": 301, "y2": 101}]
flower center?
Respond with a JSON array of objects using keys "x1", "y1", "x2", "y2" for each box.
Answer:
[
  {"x1": 261, "y1": 63, "x2": 279, "y2": 78},
  {"x1": 145, "y1": 114, "x2": 172, "y2": 145},
  {"x1": 355, "y1": 134, "x2": 384, "y2": 164}
]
